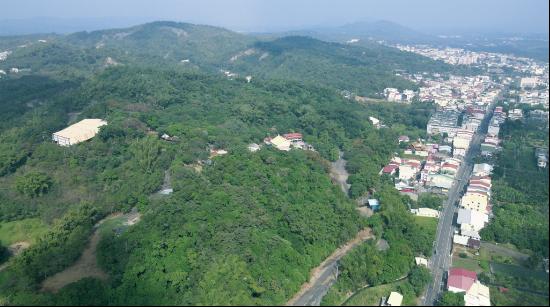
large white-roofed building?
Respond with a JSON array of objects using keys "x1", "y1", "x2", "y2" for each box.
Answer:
[{"x1": 52, "y1": 119, "x2": 107, "y2": 146}]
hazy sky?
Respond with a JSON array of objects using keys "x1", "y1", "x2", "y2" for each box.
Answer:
[{"x1": 1, "y1": 0, "x2": 548, "y2": 34}]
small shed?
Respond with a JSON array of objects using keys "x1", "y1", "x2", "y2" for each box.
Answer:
[{"x1": 368, "y1": 199, "x2": 380, "y2": 211}]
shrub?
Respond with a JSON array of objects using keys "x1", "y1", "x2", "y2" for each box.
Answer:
[{"x1": 14, "y1": 171, "x2": 53, "y2": 197}]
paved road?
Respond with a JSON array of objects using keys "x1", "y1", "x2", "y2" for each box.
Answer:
[
  {"x1": 287, "y1": 229, "x2": 374, "y2": 306},
  {"x1": 422, "y1": 104, "x2": 495, "y2": 305},
  {"x1": 290, "y1": 261, "x2": 339, "y2": 306}
]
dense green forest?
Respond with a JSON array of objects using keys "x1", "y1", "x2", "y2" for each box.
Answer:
[
  {"x1": 480, "y1": 119, "x2": 549, "y2": 257},
  {"x1": 0, "y1": 60, "x2": 438, "y2": 305},
  {"x1": 0, "y1": 20, "x2": 471, "y2": 306}
]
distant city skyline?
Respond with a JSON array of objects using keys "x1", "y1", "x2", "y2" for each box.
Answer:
[{"x1": 0, "y1": 0, "x2": 548, "y2": 35}]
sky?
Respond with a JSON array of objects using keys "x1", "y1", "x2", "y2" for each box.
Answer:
[{"x1": 1, "y1": 0, "x2": 548, "y2": 34}]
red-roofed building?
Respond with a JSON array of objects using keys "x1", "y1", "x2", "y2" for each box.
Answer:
[
  {"x1": 447, "y1": 268, "x2": 477, "y2": 293},
  {"x1": 469, "y1": 180, "x2": 491, "y2": 188},
  {"x1": 382, "y1": 165, "x2": 398, "y2": 175},
  {"x1": 283, "y1": 133, "x2": 303, "y2": 141}
]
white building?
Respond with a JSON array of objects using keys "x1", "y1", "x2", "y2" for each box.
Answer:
[
  {"x1": 410, "y1": 208, "x2": 440, "y2": 218},
  {"x1": 52, "y1": 119, "x2": 107, "y2": 146}
]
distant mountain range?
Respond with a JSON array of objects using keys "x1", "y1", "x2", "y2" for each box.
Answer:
[
  {"x1": 258, "y1": 20, "x2": 549, "y2": 62},
  {"x1": 1, "y1": 17, "x2": 547, "y2": 61},
  {"x1": 1, "y1": 21, "x2": 472, "y2": 96}
]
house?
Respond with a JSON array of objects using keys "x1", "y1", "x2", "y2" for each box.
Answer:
[
  {"x1": 415, "y1": 257, "x2": 429, "y2": 267},
  {"x1": 439, "y1": 145, "x2": 452, "y2": 154},
  {"x1": 453, "y1": 234, "x2": 470, "y2": 246},
  {"x1": 535, "y1": 148, "x2": 548, "y2": 168},
  {"x1": 447, "y1": 268, "x2": 477, "y2": 293},
  {"x1": 427, "y1": 173, "x2": 454, "y2": 191},
  {"x1": 386, "y1": 292, "x2": 403, "y2": 306},
  {"x1": 209, "y1": 148, "x2": 228, "y2": 158},
  {"x1": 381, "y1": 164, "x2": 398, "y2": 176},
  {"x1": 457, "y1": 208, "x2": 488, "y2": 232},
  {"x1": 460, "y1": 192, "x2": 489, "y2": 213},
  {"x1": 270, "y1": 135, "x2": 291, "y2": 151},
  {"x1": 398, "y1": 135, "x2": 410, "y2": 143},
  {"x1": 467, "y1": 238, "x2": 481, "y2": 250},
  {"x1": 52, "y1": 119, "x2": 107, "y2": 146},
  {"x1": 410, "y1": 208, "x2": 440, "y2": 218},
  {"x1": 461, "y1": 229, "x2": 481, "y2": 240},
  {"x1": 464, "y1": 280, "x2": 491, "y2": 306},
  {"x1": 472, "y1": 163, "x2": 493, "y2": 177},
  {"x1": 248, "y1": 143, "x2": 261, "y2": 152},
  {"x1": 368, "y1": 199, "x2": 381, "y2": 211},
  {"x1": 283, "y1": 133, "x2": 303, "y2": 142},
  {"x1": 161, "y1": 133, "x2": 179, "y2": 142},
  {"x1": 370, "y1": 117, "x2": 381, "y2": 129},
  {"x1": 441, "y1": 162, "x2": 459, "y2": 175},
  {"x1": 399, "y1": 164, "x2": 418, "y2": 181}
]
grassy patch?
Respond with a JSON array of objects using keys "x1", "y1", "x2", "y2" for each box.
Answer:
[
  {"x1": 0, "y1": 218, "x2": 49, "y2": 246},
  {"x1": 97, "y1": 216, "x2": 127, "y2": 237},
  {"x1": 344, "y1": 280, "x2": 416, "y2": 306},
  {"x1": 451, "y1": 257, "x2": 483, "y2": 273},
  {"x1": 491, "y1": 263, "x2": 547, "y2": 280},
  {"x1": 478, "y1": 245, "x2": 525, "y2": 266},
  {"x1": 490, "y1": 286, "x2": 549, "y2": 306},
  {"x1": 413, "y1": 216, "x2": 438, "y2": 231}
]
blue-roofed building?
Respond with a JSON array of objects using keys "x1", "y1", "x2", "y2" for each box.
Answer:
[{"x1": 368, "y1": 199, "x2": 380, "y2": 211}]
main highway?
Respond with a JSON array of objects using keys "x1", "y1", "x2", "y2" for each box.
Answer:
[{"x1": 422, "y1": 104, "x2": 495, "y2": 305}]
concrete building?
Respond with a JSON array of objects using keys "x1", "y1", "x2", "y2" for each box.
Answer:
[
  {"x1": 461, "y1": 192, "x2": 489, "y2": 213},
  {"x1": 269, "y1": 135, "x2": 291, "y2": 151},
  {"x1": 410, "y1": 208, "x2": 440, "y2": 218},
  {"x1": 464, "y1": 280, "x2": 491, "y2": 306},
  {"x1": 386, "y1": 292, "x2": 403, "y2": 306},
  {"x1": 427, "y1": 109, "x2": 460, "y2": 136}
]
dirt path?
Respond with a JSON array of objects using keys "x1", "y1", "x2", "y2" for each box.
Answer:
[
  {"x1": 286, "y1": 228, "x2": 374, "y2": 306},
  {"x1": 41, "y1": 211, "x2": 141, "y2": 293},
  {"x1": 41, "y1": 229, "x2": 108, "y2": 293}
]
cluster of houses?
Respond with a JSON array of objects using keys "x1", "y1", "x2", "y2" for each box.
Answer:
[
  {"x1": 413, "y1": 74, "x2": 500, "y2": 109},
  {"x1": 396, "y1": 43, "x2": 547, "y2": 79},
  {"x1": 447, "y1": 268, "x2": 491, "y2": 306},
  {"x1": 381, "y1": 138, "x2": 470, "y2": 197},
  {"x1": 262, "y1": 133, "x2": 314, "y2": 152},
  {"x1": 518, "y1": 76, "x2": 549, "y2": 108},
  {"x1": 481, "y1": 107, "x2": 505, "y2": 156},
  {"x1": 383, "y1": 87, "x2": 416, "y2": 103},
  {"x1": 453, "y1": 163, "x2": 493, "y2": 249}
]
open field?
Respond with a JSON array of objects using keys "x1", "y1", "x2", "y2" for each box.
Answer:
[{"x1": 0, "y1": 218, "x2": 49, "y2": 246}]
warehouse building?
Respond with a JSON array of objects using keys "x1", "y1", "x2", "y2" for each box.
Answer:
[{"x1": 52, "y1": 119, "x2": 107, "y2": 146}]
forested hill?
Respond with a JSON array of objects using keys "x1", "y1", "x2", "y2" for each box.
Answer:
[
  {"x1": 0, "y1": 21, "x2": 464, "y2": 96},
  {"x1": 0, "y1": 64, "x2": 435, "y2": 305}
]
